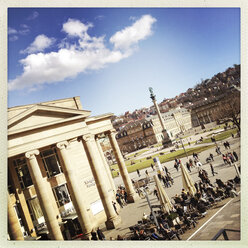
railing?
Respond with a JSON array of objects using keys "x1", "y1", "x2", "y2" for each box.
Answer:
[{"x1": 212, "y1": 228, "x2": 240, "y2": 240}]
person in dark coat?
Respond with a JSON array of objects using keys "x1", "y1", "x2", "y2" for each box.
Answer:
[
  {"x1": 91, "y1": 230, "x2": 98, "y2": 240},
  {"x1": 210, "y1": 163, "x2": 218, "y2": 176},
  {"x1": 97, "y1": 227, "x2": 106, "y2": 240},
  {"x1": 186, "y1": 162, "x2": 191, "y2": 172},
  {"x1": 233, "y1": 151, "x2": 238, "y2": 161}
]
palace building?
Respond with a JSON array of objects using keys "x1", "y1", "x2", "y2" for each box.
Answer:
[
  {"x1": 116, "y1": 108, "x2": 192, "y2": 153},
  {"x1": 8, "y1": 97, "x2": 137, "y2": 240}
]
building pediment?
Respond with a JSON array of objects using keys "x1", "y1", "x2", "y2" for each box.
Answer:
[{"x1": 8, "y1": 104, "x2": 91, "y2": 135}]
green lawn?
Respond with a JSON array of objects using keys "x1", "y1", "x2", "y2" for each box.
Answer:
[
  {"x1": 125, "y1": 149, "x2": 148, "y2": 158},
  {"x1": 110, "y1": 144, "x2": 215, "y2": 177},
  {"x1": 202, "y1": 128, "x2": 238, "y2": 144}
]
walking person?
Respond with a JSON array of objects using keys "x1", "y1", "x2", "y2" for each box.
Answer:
[
  {"x1": 186, "y1": 162, "x2": 191, "y2": 172},
  {"x1": 154, "y1": 188, "x2": 159, "y2": 201},
  {"x1": 210, "y1": 163, "x2": 218, "y2": 176},
  {"x1": 151, "y1": 163, "x2": 155, "y2": 171},
  {"x1": 137, "y1": 169, "x2": 141, "y2": 177},
  {"x1": 209, "y1": 153, "x2": 214, "y2": 161},
  {"x1": 233, "y1": 151, "x2": 238, "y2": 161},
  {"x1": 174, "y1": 162, "x2": 179, "y2": 172},
  {"x1": 222, "y1": 154, "x2": 228, "y2": 164},
  {"x1": 97, "y1": 227, "x2": 106, "y2": 240}
]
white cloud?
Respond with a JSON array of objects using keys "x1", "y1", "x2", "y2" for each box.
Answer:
[
  {"x1": 8, "y1": 15, "x2": 156, "y2": 91},
  {"x1": 27, "y1": 11, "x2": 39, "y2": 20},
  {"x1": 20, "y1": 24, "x2": 29, "y2": 29},
  {"x1": 8, "y1": 27, "x2": 18, "y2": 35},
  {"x1": 20, "y1": 35, "x2": 56, "y2": 54},
  {"x1": 9, "y1": 35, "x2": 18, "y2": 42},
  {"x1": 110, "y1": 15, "x2": 156, "y2": 50},
  {"x1": 62, "y1": 18, "x2": 93, "y2": 38}
]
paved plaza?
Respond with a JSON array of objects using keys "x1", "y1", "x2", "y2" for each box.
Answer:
[{"x1": 100, "y1": 132, "x2": 241, "y2": 240}]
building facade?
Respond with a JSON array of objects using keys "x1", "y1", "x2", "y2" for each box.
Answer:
[
  {"x1": 189, "y1": 96, "x2": 226, "y2": 127},
  {"x1": 8, "y1": 97, "x2": 137, "y2": 240},
  {"x1": 116, "y1": 108, "x2": 192, "y2": 153}
]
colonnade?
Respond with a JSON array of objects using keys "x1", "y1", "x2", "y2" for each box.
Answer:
[{"x1": 9, "y1": 130, "x2": 137, "y2": 240}]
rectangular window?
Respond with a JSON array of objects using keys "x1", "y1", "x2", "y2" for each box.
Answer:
[
  {"x1": 14, "y1": 158, "x2": 33, "y2": 189},
  {"x1": 52, "y1": 184, "x2": 71, "y2": 208},
  {"x1": 40, "y1": 148, "x2": 63, "y2": 178}
]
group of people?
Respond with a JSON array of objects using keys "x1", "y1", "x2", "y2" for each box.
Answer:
[
  {"x1": 128, "y1": 174, "x2": 239, "y2": 241},
  {"x1": 157, "y1": 170, "x2": 174, "y2": 188},
  {"x1": 222, "y1": 151, "x2": 238, "y2": 165},
  {"x1": 113, "y1": 186, "x2": 128, "y2": 213}
]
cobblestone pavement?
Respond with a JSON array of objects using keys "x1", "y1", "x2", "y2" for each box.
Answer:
[{"x1": 99, "y1": 133, "x2": 240, "y2": 240}]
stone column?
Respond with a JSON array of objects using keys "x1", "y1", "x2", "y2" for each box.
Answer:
[
  {"x1": 56, "y1": 141, "x2": 92, "y2": 238},
  {"x1": 8, "y1": 160, "x2": 37, "y2": 237},
  {"x1": 82, "y1": 134, "x2": 121, "y2": 230},
  {"x1": 25, "y1": 150, "x2": 63, "y2": 240},
  {"x1": 8, "y1": 193, "x2": 24, "y2": 240},
  {"x1": 95, "y1": 136, "x2": 116, "y2": 196},
  {"x1": 107, "y1": 130, "x2": 138, "y2": 203}
]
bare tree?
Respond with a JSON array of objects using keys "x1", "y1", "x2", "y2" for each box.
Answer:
[{"x1": 213, "y1": 93, "x2": 240, "y2": 131}]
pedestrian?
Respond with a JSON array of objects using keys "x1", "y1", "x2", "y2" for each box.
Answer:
[
  {"x1": 186, "y1": 162, "x2": 191, "y2": 172},
  {"x1": 137, "y1": 169, "x2": 140, "y2": 177},
  {"x1": 174, "y1": 162, "x2": 179, "y2": 172},
  {"x1": 151, "y1": 163, "x2": 155, "y2": 171},
  {"x1": 189, "y1": 158, "x2": 194, "y2": 168},
  {"x1": 233, "y1": 151, "x2": 238, "y2": 161},
  {"x1": 97, "y1": 227, "x2": 106, "y2": 240},
  {"x1": 154, "y1": 188, "x2": 159, "y2": 200},
  {"x1": 116, "y1": 194, "x2": 123, "y2": 208},
  {"x1": 222, "y1": 154, "x2": 227, "y2": 164},
  {"x1": 194, "y1": 182, "x2": 199, "y2": 192},
  {"x1": 91, "y1": 230, "x2": 98, "y2": 240},
  {"x1": 216, "y1": 146, "x2": 221, "y2": 155},
  {"x1": 232, "y1": 133, "x2": 234, "y2": 138},
  {"x1": 164, "y1": 166, "x2": 168, "y2": 174},
  {"x1": 226, "y1": 141, "x2": 230, "y2": 149},
  {"x1": 209, "y1": 153, "x2": 214, "y2": 161},
  {"x1": 228, "y1": 153, "x2": 235, "y2": 163},
  {"x1": 145, "y1": 170, "x2": 149, "y2": 176},
  {"x1": 210, "y1": 163, "x2": 218, "y2": 176}
]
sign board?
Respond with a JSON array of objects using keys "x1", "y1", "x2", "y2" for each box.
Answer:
[{"x1": 91, "y1": 199, "x2": 104, "y2": 215}]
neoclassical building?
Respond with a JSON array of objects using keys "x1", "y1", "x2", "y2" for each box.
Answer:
[
  {"x1": 116, "y1": 108, "x2": 192, "y2": 153},
  {"x1": 8, "y1": 97, "x2": 137, "y2": 240}
]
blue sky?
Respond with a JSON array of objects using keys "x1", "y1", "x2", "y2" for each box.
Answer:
[{"x1": 8, "y1": 8, "x2": 240, "y2": 115}]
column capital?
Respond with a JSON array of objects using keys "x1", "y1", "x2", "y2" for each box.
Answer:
[
  {"x1": 25, "y1": 150, "x2": 39, "y2": 160},
  {"x1": 56, "y1": 141, "x2": 69, "y2": 150},
  {"x1": 82, "y1": 133, "x2": 95, "y2": 142},
  {"x1": 106, "y1": 129, "x2": 117, "y2": 136}
]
